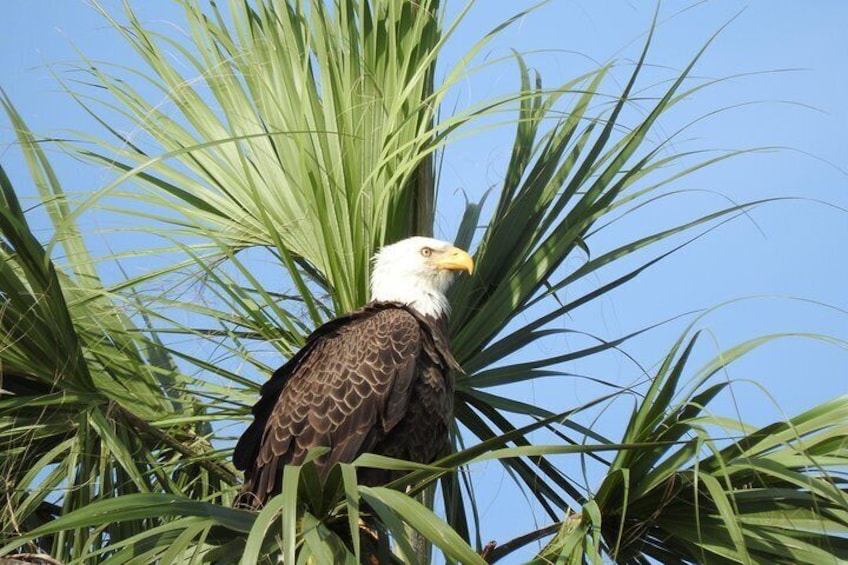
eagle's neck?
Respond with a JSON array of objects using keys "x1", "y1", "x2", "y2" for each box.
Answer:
[
  {"x1": 369, "y1": 266, "x2": 452, "y2": 319},
  {"x1": 370, "y1": 280, "x2": 450, "y2": 319}
]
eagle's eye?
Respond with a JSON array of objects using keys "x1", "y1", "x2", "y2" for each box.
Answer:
[{"x1": 420, "y1": 247, "x2": 432, "y2": 257}]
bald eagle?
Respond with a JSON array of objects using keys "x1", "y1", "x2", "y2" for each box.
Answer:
[{"x1": 233, "y1": 237, "x2": 473, "y2": 508}]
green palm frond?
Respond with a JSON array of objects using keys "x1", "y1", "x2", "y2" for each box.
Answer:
[
  {"x1": 534, "y1": 331, "x2": 848, "y2": 564},
  {"x1": 66, "y1": 0, "x2": 456, "y2": 315},
  {"x1": 0, "y1": 92, "x2": 238, "y2": 560}
]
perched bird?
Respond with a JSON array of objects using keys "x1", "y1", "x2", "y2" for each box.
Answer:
[{"x1": 233, "y1": 237, "x2": 473, "y2": 508}]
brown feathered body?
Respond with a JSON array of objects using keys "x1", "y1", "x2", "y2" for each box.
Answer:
[{"x1": 233, "y1": 301, "x2": 461, "y2": 509}]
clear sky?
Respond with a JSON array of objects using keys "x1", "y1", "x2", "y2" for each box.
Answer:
[{"x1": 2, "y1": 1, "x2": 847, "y2": 559}]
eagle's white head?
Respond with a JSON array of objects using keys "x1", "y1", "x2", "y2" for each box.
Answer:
[{"x1": 370, "y1": 236, "x2": 474, "y2": 319}]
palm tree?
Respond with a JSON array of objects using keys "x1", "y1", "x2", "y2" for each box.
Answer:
[{"x1": 1, "y1": 1, "x2": 846, "y2": 563}]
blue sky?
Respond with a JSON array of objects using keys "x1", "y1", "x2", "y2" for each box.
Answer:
[{"x1": 2, "y1": 1, "x2": 847, "y2": 559}]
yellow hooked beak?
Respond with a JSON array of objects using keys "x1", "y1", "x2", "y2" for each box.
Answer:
[{"x1": 434, "y1": 246, "x2": 474, "y2": 275}]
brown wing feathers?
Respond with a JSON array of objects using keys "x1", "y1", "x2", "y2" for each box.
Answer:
[{"x1": 234, "y1": 302, "x2": 452, "y2": 508}]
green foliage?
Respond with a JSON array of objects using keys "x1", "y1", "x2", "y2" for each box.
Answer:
[
  {"x1": 0, "y1": 90, "x2": 238, "y2": 560},
  {"x1": 1, "y1": 1, "x2": 846, "y2": 564},
  {"x1": 536, "y1": 331, "x2": 848, "y2": 564}
]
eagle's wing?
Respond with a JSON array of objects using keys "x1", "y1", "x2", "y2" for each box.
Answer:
[{"x1": 234, "y1": 305, "x2": 423, "y2": 506}]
